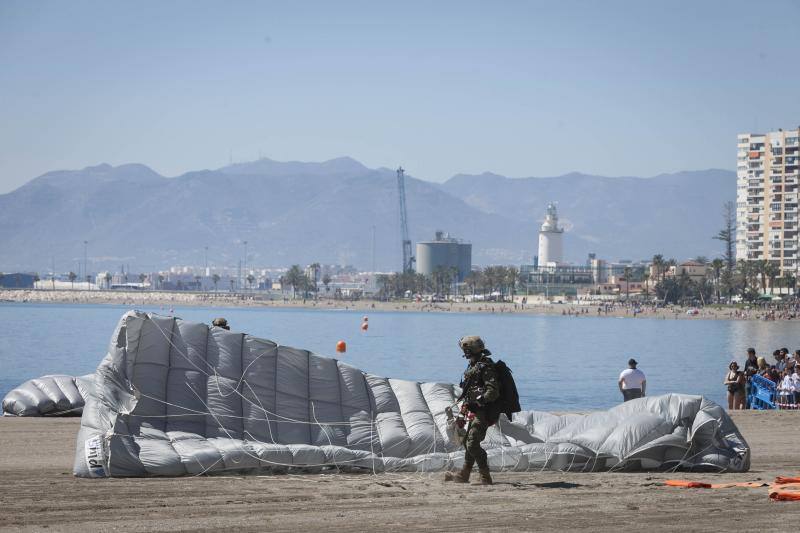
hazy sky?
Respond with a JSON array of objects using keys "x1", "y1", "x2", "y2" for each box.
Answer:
[{"x1": 1, "y1": 0, "x2": 799, "y2": 193}]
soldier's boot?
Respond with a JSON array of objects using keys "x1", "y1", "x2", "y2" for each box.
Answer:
[
  {"x1": 477, "y1": 466, "x2": 493, "y2": 485},
  {"x1": 444, "y1": 464, "x2": 472, "y2": 483}
]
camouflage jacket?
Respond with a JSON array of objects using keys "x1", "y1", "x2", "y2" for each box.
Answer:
[{"x1": 460, "y1": 355, "x2": 500, "y2": 408}]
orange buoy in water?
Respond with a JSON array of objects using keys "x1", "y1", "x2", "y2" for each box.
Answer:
[{"x1": 336, "y1": 340, "x2": 347, "y2": 353}]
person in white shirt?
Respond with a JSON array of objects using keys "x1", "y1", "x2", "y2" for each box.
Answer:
[{"x1": 619, "y1": 358, "x2": 646, "y2": 402}]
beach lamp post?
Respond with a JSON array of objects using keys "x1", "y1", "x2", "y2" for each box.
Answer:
[{"x1": 242, "y1": 240, "x2": 248, "y2": 291}]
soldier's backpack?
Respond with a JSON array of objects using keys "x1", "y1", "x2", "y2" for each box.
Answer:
[{"x1": 489, "y1": 359, "x2": 522, "y2": 422}]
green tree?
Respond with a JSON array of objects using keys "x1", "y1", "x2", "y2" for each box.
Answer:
[
  {"x1": 623, "y1": 266, "x2": 632, "y2": 301},
  {"x1": 710, "y1": 258, "x2": 724, "y2": 303},
  {"x1": 104, "y1": 272, "x2": 112, "y2": 289},
  {"x1": 322, "y1": 274, "x2": 332, "y2": 294},
  {"x1": 652, "y1": 254, "x2": 665, "y2": 282},
  {"x1": 246, "y1": 274, "x2": 255, "y2": 291},
  {"x1": 212, "y1": 273, "x2": 220, "y2": 293},
  {"x1": 784, "y1": 272, "x2": 797, "y2": 296},
  {"x1": 713, "y1": 201, "x2": 736, "y2": 298},
  {"x1": 284, "y1": 265, "x2": 304, "y2": 299},
  {"x1": 734, "y1": 260, "x2": 758, "y2": 301},
  {"x1": 764, "y1": 260, "x2": 780, "y2": 294},
  {"x1": 68, "y1": 271, "x2": 77, "y2": 289}
]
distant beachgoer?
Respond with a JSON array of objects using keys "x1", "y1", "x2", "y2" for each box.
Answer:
[
  {"x1": 212, "y1": 317, "x2": 230, "y2": 330},
  {"x1": 618, "y1": 359, "x2": 646, "y2": 402},
  {"x1": 743, "y1": 348, "x2": 759, "y2": 408},
  {"x1": 724, "y1": 361, "x2": 745, "y2": 410}
]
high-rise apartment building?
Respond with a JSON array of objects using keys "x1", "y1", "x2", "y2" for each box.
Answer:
[{"x1": 736, "y1": 128, "x2": 800, "y2": 277}]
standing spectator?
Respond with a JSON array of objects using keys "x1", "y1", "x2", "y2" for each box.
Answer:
[
  {"x1": 724, "y1": 361, "x2": 745, "y2": 410},
  {"x1": 618, "y1": 358, "x2": 646, "y2": 402},
  {"x1": 774, "y1": 350, "x2": 787, "y2": 372},
  {"x1": 743, "y1": 348, "x2": 759, "y2": 408},
  {"x1": 792, "y1": 365, "x2": 800, "y2": 404}
]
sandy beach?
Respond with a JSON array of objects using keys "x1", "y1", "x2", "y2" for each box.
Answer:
[
  {"x1": 0, "y1": 411, "x2": 798, "y2": 532},
  {"x1": 1, "y1": 289, "x2": 788, "y2": 321}
]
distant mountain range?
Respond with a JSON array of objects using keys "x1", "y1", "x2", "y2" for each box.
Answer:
[{"x1": 0, "y1": 157, "x2": 735, "y2": 272}]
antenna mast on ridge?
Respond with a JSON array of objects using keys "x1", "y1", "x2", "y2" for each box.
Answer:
[{"x1": 397, "y1": 166, "x2": 414, "y2": 273}]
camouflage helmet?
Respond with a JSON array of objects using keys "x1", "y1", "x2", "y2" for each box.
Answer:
[
  {"x1": 458, "y1": 335, "x2": 485, "y2": 356},
  {"x1": 212, "y1": 317, "x2": 230, "y2": 330}
]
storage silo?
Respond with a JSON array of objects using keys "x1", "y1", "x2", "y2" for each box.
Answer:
[{"x1": 416, "y1": 231, "x2": 472, "y2": 282}]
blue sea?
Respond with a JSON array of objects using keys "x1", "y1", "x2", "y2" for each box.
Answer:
[{"x1": 0, "y1": 302, "x2": 797, "y2": 411}]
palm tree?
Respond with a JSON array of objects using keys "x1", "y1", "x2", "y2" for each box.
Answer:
[
  {"x1": 322, "y1": 274, "x2": 332, "y2": 294},
  {"x1": 735, "y1": 260, "x2": 757, "y2": 301},
  {"x1": 246, "y1": 274, "x2": 255, "y2": 291},
  {"x1": 755, "y1": 260, "x2": 769, "y2": 295},
  {"x1": 642, "y1": 272, "x2": 650, "y2": 299},
  {"x1": 157, "y1": 274, "x2": 164, "y2": 289},
  {"x1": 309, "y1": 263, "x2": 320, "y2": 288},
  {"x1": 229, "y1": 279, "x2": 235, "y2": 293},
  {"x1": 505, "y1": 266, "x2": 519, "y2": 300},
  {"x1": 710, "y1": 258, "x2": 724, "y2": 302},
  {"x1": 68, "y1": 271, "x2": 77, "y2": 289},
  {"x1": 104, "y1": 272, "x2": 112, "y2": 289},
  {"x1": 284, "y1": 265, "x2": 304, "y2": 299},
  {"x1": 764, "y1": 261, "x2": 780, "y2": 295},
  {"x1": 784, "y1": 272, "x2": 797, "y2": 296},
  {"x1": 652, "y1": 254, "x2": 665, "y2": 282},
  {"x1": 212, "y1": 274, "x2": 220, "y2": 293}
]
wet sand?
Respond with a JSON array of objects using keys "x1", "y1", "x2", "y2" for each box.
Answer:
[{"x1": 1, "y1": 411, "x2": 798, "y2": 532}]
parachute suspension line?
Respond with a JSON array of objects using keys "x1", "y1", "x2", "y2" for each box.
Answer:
[
  {"x1": 369, "y1": 409, "x2": 376, "y2": 476},
  {"x1": 241, "y1": 378, "x2": 277, "y2": 444},
  {"x1": 310, "y1": 400, "x2": 340, "y2": 472}
]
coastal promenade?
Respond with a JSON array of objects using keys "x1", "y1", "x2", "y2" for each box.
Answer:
[
  {"x1": 0, "y1": 411, "x2": 798, "y2": 531},
  {"x1": 0, "y1": 289, "x2": 785, "y2": 320}
]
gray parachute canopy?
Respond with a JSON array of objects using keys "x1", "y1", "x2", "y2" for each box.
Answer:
[
  {"x1": 3, "y1": 374, "x2": 93, "y2": 416},
  {"x1": 73, "y1": 311, "x2": 750, "y2": 478}
]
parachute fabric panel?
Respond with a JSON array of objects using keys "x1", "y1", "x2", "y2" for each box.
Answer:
[
  {"x1": 3, "y1": 374, "x2": 93, "y2": 416},
  {"x1": 74, "y1": 311, "x2": 750, "y2": 478}
]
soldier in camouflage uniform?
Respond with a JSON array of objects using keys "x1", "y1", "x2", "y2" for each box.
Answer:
[{"x1": 444, "y1": 335, "x2": 500, "y2": 485}]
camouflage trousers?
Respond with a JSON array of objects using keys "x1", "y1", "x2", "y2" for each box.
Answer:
[{"x1": 462, "y1": 414, "x2": 490, "y2": 469}]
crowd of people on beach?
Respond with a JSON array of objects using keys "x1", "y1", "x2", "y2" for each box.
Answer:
[{"x1": 725, "y1": 347, "x2": 800, "y2": 410}]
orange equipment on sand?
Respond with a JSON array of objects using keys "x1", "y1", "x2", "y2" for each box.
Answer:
[{"x1": 665, "y1": 476, "x2": 800, "y2": 501}]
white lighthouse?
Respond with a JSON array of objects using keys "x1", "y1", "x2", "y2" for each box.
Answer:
[{"x1": 537, "y1": 203, "x2": 564, "y2": 267}]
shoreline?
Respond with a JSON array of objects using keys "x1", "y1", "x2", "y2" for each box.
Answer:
[{"x1": 0, "y1": 288, "x2": 794, "y2": 321}]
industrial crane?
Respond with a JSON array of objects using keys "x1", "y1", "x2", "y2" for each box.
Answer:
[{"x1": 396, "y1": 166, "x2": 415, "y2": 273}]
